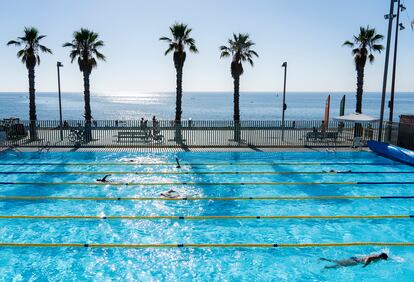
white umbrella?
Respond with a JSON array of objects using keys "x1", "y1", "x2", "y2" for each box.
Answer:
[{"x1": 334, "y1": 113, "x2": 379, "y2": 124}]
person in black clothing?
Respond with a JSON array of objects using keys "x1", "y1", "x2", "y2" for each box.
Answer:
[
  {"x1": 96, "y1": 175, "x2": 111, "y2": 183},
  {"x1": 320, "y1": 253, "x2": 388, "y2": 269}
]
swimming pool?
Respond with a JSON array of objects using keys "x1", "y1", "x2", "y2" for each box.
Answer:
[{"x1": 0, "y1": 151, "x2": 413, "y2": 280}]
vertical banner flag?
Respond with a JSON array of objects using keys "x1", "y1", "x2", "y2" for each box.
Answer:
[
  {"x1": 324, "y1": 95, "x2": 331, "y2": 129},
  {"x1": 340, "y1": 95, "x2": 346, "y2": 116}
]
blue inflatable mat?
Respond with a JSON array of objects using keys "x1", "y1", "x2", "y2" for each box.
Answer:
[{"x1": 368, "y1": 140, "x2": 414, "y2": 166}]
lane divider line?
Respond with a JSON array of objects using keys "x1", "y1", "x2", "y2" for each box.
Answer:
[
  {"x1": 0, "y1": 215, "x2": 411, "y2": 220},
  {"x1": 0, "y1": 196, "x2": 413, "y2": 201},
  {"x1": 0, "y1": 242, "x2": 413, "y2": 248},
  {"x1": 0, "y1": 162, "x2": 401, "y2": 167},
  {"x1": 0, "y1": 181, "x2": 357, "y2": 186},
  {"x1": 1, "y1": 181, "x2": 414, "y2": 186}
]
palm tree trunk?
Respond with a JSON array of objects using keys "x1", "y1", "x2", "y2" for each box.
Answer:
[
  {"x1": 28, "y1": 67, "x2": 37, "y2": 141},
  {"x1": 83, "y1": 71, "x2": 92, "y2": 142},
  {"x1": 175, "y1": 66, "x2": 183, "y2": 123},
  {"x1": 356, "y1": 66, "x2": 364, "y2": 114},
  {"x1": 354, "y1": 65, "x2": 365, "y2": 137},
  {"x1": 174, "y1": 66, "x2": 183, "y2": 142},
  {"x1": 233, "y1": 75, "x2": 241, "y2": 142}
]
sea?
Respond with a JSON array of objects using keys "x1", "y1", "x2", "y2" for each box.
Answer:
[{"x1": 0, "y1": 92, "x2": 412, "y2": 121}]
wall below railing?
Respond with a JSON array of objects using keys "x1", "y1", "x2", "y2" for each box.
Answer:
[{"x1": 0, "y1": 120, "x2": 407, "y2": 148}]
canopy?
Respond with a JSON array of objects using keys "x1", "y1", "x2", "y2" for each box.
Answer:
[{"x1": 333, "y1": 113, "x2": 379, "y2": 124}]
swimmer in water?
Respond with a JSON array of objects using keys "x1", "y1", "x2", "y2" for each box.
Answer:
[
  {"x1": 96, "y1": 175, "x2": 111, "y2": 183},
  {"x1": 320, "y1": 252, "x2": 388, "y2": 269},
  {"x1": 175, "y1": 158, "x2": 181, "y2": 169},
  {"x1": 160, "y1": 189, "x2": 180, "y2": 198},
  {"x1": 323, "y1": 169, "x2": 352, "y2": 173}
]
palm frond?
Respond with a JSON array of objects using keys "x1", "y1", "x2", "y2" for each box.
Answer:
[
  {"x1": 164, "y1": 44, "x2": 175, "y2": 55},
  {"x1": 368, "y1": 54, "x2": 375, "y2": 63},
  {"x1": 89, "y1": 58, "x2": 97, "y2": 69},
  {"x1": 160, "y1": 23, "x2": 198, "y2": 57},
  {"x1": 64, "y1": 28, "x2": 106, "y2": 71},
  {"x1": 159, "y1": 36, "x2": 172, "y2": 42},
  {"x1": 94, "y1": 50, "x2": 106, "y2": 61},
  {"x1": 69, "y1": 50, "x2": 78, "y2": 63},
  {"x1": 219, "y1": 33, "x2": 258, "y2": 71},
  {"x1": 248, "y1": 50, "x2": 259, "y2": 58},
  {"x1": 39, "y1": 45, "x2": 52, "y2": 54},
  {"x1": 7, "y1": 40, "x2": 21, "y2": 46},
  {"x1": 371, "y1": 34, "x2": 384, "y2": 42},
  {"x1": 189, "y1": 45, "x2": 198, "y2": 53},
  {"x1": 185, "y1": 38, "x2": 195, "y2": 46},
  {"x1": 7, "y1": 27, "x2": 51, "y2": 68},
  {"x1": 62, "y1": 42, "x2": 74, "y2": 48},
  {"x1": 16, "y1": 49, "x2": 25, "y2": 58},
  {"x1": 94, "y1": 40, "x2": 105, "y2": 48},
  {"x1": 247, "y1": 58, "x2": 254, "y2": 66},
  {"x1": 372, "y1": 44, "x2": 384, "y2": 52},
  {"x1": 20, "y1": 54, "x2": 27, "y2": 64},
  {"x1": 344, "y1": 26, "x2": 384, "y2": 66},
  {"x1": 220, "y1": 51, "x2": 230, "y2": 58},
  {"x1": 343, "y1": 41, "x2": 354, "y2": 47}
]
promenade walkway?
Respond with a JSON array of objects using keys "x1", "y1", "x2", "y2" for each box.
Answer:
[{"x1": 3, "y1": 126, "x2": 367, "y2": 148}]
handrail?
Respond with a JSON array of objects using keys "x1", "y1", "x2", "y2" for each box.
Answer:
[{"x1": 38, "y1": 140, "x2": 51, "y2": 152}]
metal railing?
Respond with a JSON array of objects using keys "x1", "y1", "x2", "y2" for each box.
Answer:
[{"x1": 0, "y1": 120, "x2": 410, "y2": 148}]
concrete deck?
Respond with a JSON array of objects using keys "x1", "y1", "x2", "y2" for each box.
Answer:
[
  {"x1": 3, "y1": 127, "x2": 361, "y2": 148},
  {"x1": 7, "y1": 147, "x2": 370, "y2": 153}
]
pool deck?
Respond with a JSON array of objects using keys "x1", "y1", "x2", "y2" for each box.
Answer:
[
  {"x1": 2, "y1": 126, "x2": 365, "y2": 148},
  {"x1": 2, "y1": 147, "x2": 370, "y2": 153}
]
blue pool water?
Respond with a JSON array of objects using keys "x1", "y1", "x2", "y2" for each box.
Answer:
[{"x1": 0, "y1": 151, "x2": 413, "y2": 280}]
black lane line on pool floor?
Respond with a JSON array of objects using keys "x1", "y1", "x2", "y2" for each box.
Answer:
[
  {"x1": 0, "y1": 162, "x2": 403, "y2": 167},
  {"x1": 0, "y1": 196, "x2": 413, "y2": 201},
  {"x1": 0, "y1": 171, "x2": 413, "y2": 175},
  {"x1": 0, "y1": 215, "x2": 412, "y2": 220},
  {"x1": 1, "y1": 181, "x2": 414, "y2": 186}
]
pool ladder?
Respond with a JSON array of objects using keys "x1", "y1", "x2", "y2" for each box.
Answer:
[
  {"x1": 0, "y1": 144, "x2": 21, "y2": 154},
  {"x1": 38, "y1": 141, "x2": 51, "y2": 153}
]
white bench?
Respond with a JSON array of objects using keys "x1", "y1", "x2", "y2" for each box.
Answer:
[{"x1": 117, "y1": 131, "x2": 147, "y2": 142}]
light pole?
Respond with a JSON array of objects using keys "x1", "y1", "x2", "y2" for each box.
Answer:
[
  {"x1": 387, "y1": 1, "x2": 406, "y2": 141},
  {"x1": 378, "y1": 0, "x2": 397, "y2": 142},
  {"x1": 57, "y1": 62, "x2": 64, "y2": 141},
  {"x1": 281, "y1": 62, "x2": 288, "y2": 141}
]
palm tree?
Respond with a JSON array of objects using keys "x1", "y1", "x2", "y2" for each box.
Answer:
[
  {"x1": 220, "y1": 33, "x2": 258, "y2": 141},
  {"x1": 63, "y1": 28, "x2": 105, "y2": 141},
  {"x1": 160, "y1": 23, "x2": 198, "y2": 136},
  {"x1": 7, "y1": 27, "x2": 52, "y2": 141},
  {"x1": 343, "y1": 26, "x2": 384, "y2": 114}
]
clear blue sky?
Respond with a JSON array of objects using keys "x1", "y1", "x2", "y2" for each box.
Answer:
[{"x1": 0, "y1": 0, "x2": 413, "y2": 94}]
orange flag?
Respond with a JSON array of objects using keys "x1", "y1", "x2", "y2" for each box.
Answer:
[{"x1": 324, "y1": 95, "x2": 331, "y2": 129}]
